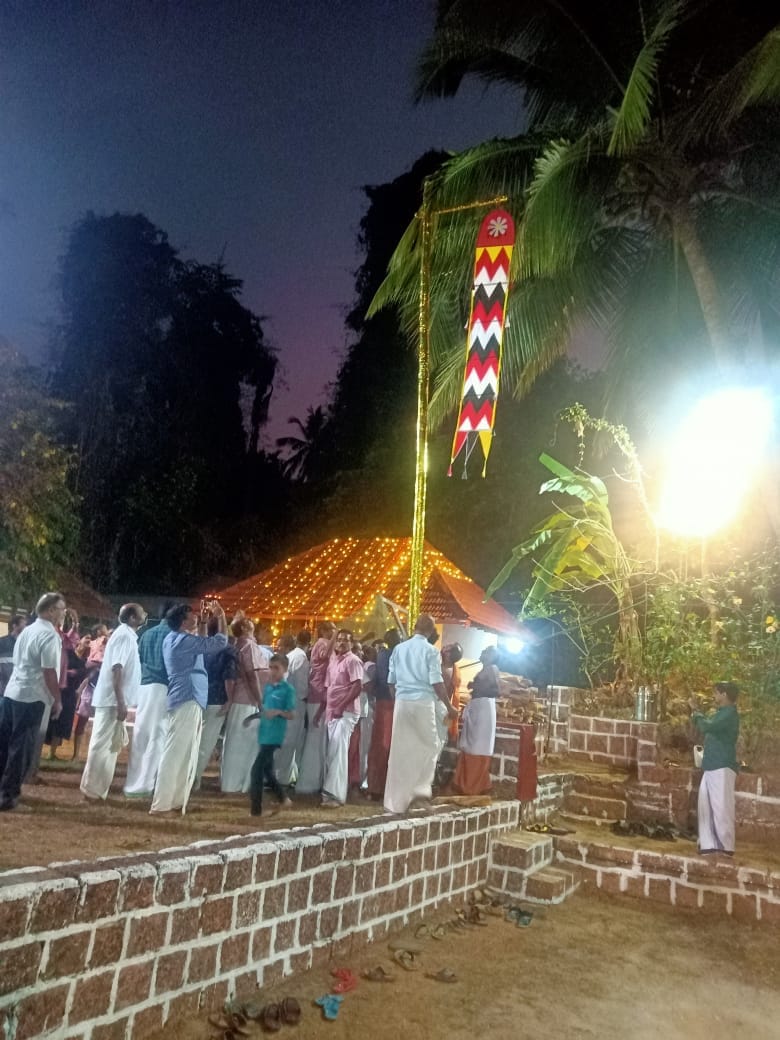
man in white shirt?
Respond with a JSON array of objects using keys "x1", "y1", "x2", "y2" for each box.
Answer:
[
  {"x1": 80, "y1": 603, "x2": 146, "y2": 801},
  {"x1": 0, "y1": 593, "x2": 65, "y2": 811},
  {"x1": 384, "y1": 614, "x2": 458, "y2": 814},
  {"x1": 274, "y1": 633, "x2": 311, "y2": 788}
]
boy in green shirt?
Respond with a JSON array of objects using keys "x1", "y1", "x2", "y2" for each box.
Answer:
[
  {"x1": 243, "y1": 654, "x2": 296, "y2": 816},
  {"x1": 689, "y1": 681, "x2": 740, "y2": 856}
]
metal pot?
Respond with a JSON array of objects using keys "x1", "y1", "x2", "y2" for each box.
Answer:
[{"x1": 634, "y1": 685, "x2": 658, "y2": 722}]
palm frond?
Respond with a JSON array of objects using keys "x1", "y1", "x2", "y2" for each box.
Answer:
[{"x1": 607, "y1": 1, "x2": 680, "y2": 157}]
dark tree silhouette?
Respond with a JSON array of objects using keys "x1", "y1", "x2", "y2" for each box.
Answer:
[{"x1": 276, "y1": 406, "x2": 329, "y2": 482}]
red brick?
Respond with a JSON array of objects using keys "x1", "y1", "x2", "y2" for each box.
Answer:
[
  {"x1": 586, "y1": 844, "x2": 635, "y2": 868},
  {"x1": 119, "y1": 869, "x2": 155, "y2": 911},
  {"x1": 288, "y1": 876, "x2": 311, "y2": 912},
  {"x1": 252, "y1": 926, "x2": 273, "y2": 961},
  {"x1": 301, "y1": 841, "x2": 323, "y2": 870},
  {"x1": 298, "y1": 911, "x2": 318, "y2": 946},
  {"x1": 321, "y1": 836, "x2": 345, "y2": 863},
  {"x1": 262, "y1": 959, "x2": 285, "y2": 987},
  {"x1": 355, "y1": 862, "x2": 375, "y2": 893},
  {"x1": 235, "y1": 889, "x2": 261, "y2": 927},
  {"x1": 91, "y1": 1019, "x2": 130, "y2": 1040},
  {"x1": 169, "y1": 905, "x2": 201, "y2": 944},
  {"x1": 637, "y1": 852, "x2": 686, "y2": 877},
  {"x1": 406, "y1": 849, "x2": 423, "y2": 875},
  {"x1": 591, "y1": 718, "x2": 616, "y2": 734},
  {"x1": 116, "y1": 960, "x2": 153, "y2": 1010},
  {"x1": 263, "y1": 881, "x2": 289, "y2": 917},
  {"x1": 289, "y1": 949, "x2": 313, "y2": 974},
  {"x1": 156, "y1": 866, "x2": 189, "y2": 905},
  {"x1": 0, "y1": 940, "x2": 42, "y2": 996},
  {"x1": 344, "y1": 835, "x2": 362, "y2": 859},
  {"x1": 70, "y1": 971, "x2": 114, "y2": 1023},
  {"x1": 730, "y1": 892, "x2": 759, "y2": 921},
  {"x1": 30, "y1": 883, "x2": 79, "y2": 932},
  {"x1": 571, "y1": 715, "x2": 592, "y2": 731},
  {"x1": 201, "y1": 895, "x2": 234, "y2": 935},
  {"x1": 615, "y1": 720, "x2": 632, "y2": 735},
  {"x1": 254, "y1": 848, "x2": 278, "y2": 883},
  {"x1": 310, "y1": 871, "x2": 332, "y2": 906},
  {"x1": 700, "y1": 888, "x2": 729, "y2": 913},
  {"x1": 391, "y1": 856, "x2": 407, "y2": 884},
  {"x1": 759, "y1": 898, "x2": 780, "y2": 923},
  {"x1": 340, "y1": 901, "x2": 359, "y2": 930},
  {"x1": 397, "y1": 828, "x2": 413, "y2": 851},
  {"x1": 189, "y1": 942, "x2": 219, "y2": 982},
  {"x1": 362, "y1": 832, "x2": 382, "y2": 857},
  {"x1": 198, "y1": 978, "x2": 230, "y2": 1013},
  {"x1": 675, "y1": 883, "x2": 702, "y2": 909},
  {"x1": 332, "y1": 865, "x2": 353, "y2": 898},
  {"x1": 427, "y1": 820, "x2": 441, "y2": 842},
  {"x1": 132, "y1": 1003, "x2": 165, "y2": 1039},
  {"x1": 623, "y1": 874, "x2": 646, "y2": 899},
  {"x1": 223, "y1": 854, "x2": 254, "y2": 890},
  {"x1": 76, "y1": 874, "x2": 120, "y2": 923},
  {"x1": 220, "y1": 931, "x2": 251, "y2": 971},
  {"x1": 278, "y1": 847, "x2": 301, "y2": 875},
  {"x1": 274, "y1": 918, "x2": 297, "y2": 953},
  {"x1": 637, "y1": 742, "x2": 657, "y2": 763},
  {"x1": 423, "y1": 846, "x2": 437, "y2": 872},
  {"x1": 191, "y1": 860, "x2": 224, "y2": 895},
  {"x1": 155, "y1": 950, "x2": 187, "y2": 994},
  {"x1": 166, "y1": 989, "x2": 201, "y2": 1023},
  {"x1": 608, "y1": 736, "x2": 628, "y2": 758},
  {"x1": 0, "y1": 895, "x2": 30, "y2": 942},
  {"x1": 374, "y1": 859, "x2": 391, "y2": 888},
  {"x1": 320, "y1": 906, "x2": 339, "y2": 936},
  {"x1": 436, "y1": 844, "x2": 451, "y2": 870},
  {"x1": 13, "y1": 982, "x2": 68, "y2": 1040},
  {"x1": 598, "y1": 870, "x2": 625, "y2": 894},
  {"x1": 568, "y1": 731, "x2": 586, "y2": 751},
  {"x1": 42, "y1": 929, "x2": 91, "y2": 979},
  {"x1": 587, "y1": 734, "x2": 609, "y2": 754},
  {"x1": 126, "y1": 912, "x2": 169, "y2": 958},
  {"x1": 646, "y1": 877, "x2": 672, "y2": 904}
]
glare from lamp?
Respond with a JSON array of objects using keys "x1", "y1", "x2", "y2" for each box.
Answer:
[
  {"x1": 504, "y1": 637, "x2": 524, "y2": 655},
  {"x1": 657, "y1": 387, "x2": 774, "y2": 539}
]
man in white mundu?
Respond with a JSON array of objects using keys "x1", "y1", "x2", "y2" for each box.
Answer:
[
  {"x1": 319, "y1": 629, "x2": 363, "y2": 807},
  {"x1": 274, "y1": 633, "x2": 310, "y2": 788},
  {"x1": 384, "y1": 615, "x2": 458, "y2": 814},
  {"x1": 690, "y1": 681, "x2": 741, "y2": 856},
  {"x1": 123, "y1": 612, "x2": 170, "y2": 798},
  {"x1": 296, "y1": 622, "x2": 336, "y2": 794},
  {"x1": 81, "y1": 604, "x2": 146, "y2": 801},
  {"x1": 150, "y1": 602, "x2": 227, "y2": 815},
  {"x1": 220, "y1": 617, "x2": 269, "y2": 793}
]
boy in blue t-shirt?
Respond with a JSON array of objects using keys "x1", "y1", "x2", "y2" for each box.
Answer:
[{"x1": 242, "y1": 653, "x2": 296, "y2": 816}]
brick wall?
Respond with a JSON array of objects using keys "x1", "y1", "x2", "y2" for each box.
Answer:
[
  {"x1": 0, "y1": 803, "x2": 519, "y2": 1040},
  {"x1": 555, "y1": 835, "x2": 780, "y2": 922},
  {"x1": 567, "y1": 715, "x2": 659, "y2": 770}
]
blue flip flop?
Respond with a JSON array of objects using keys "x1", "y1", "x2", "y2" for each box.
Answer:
[{"x1": 315, "y1": 994, "x2": 344, "y2": 1021}]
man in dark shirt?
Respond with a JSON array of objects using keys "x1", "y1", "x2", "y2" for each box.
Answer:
[
  {"x1": 366, "y1": 629, "x2": 399, "y2": 800},
  {"x1": 689, "y1": 681, "x2": 740, "y2": 856},
  {"x1": 194, "y1": 626, "x2": 238, "y2": 789}
]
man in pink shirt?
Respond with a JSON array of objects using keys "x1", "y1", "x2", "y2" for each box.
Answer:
[
  {"x1": 318, "y1": 629, "x2": 363, "y2": 807},
  {"x1": 295, "y1": 621, "x2": 336, "y2": 794}
]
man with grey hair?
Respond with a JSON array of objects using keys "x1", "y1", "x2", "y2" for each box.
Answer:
[
  {"x1": 0, "y1": 593, "x2": 65, "y2": 811},
  {"x1": 81, "y1": 603, "x2": 146, "y2": 801},
  {"x1": 383, "y1": 614, "x2": 458, "y2": 814}
]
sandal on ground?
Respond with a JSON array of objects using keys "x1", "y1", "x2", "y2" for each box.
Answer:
[
  {"x1": 527, "y1": 823, "x2": 550, "y2": 833},
  {"x1": 430, "y1": 924, "x2": 448, "y2": 940},
  {"x1": 315, "y1": 994, "x2": 344, "y2": 1021},
  {"x1": 261, "y1": 1004, "x2": 282, "y2": 1033},
  {"x1": 464, "y1": 906, "x2": 489, "y2": 927},
  {"x1": 506, "y1": 906, "x2": 534, "y2": 927},
  {"x1": 243, "y1": 1001, "x2": 264, "y2": 1021},
  {"x1": 280, "y1": 998, "x2": 301, "y2": 1025},
  {"x1": 331, "y1": 968, "x2": 358, "y2": 993},
  {"x1": 208, "y1": 1013, "x2": 250, "y2": 1037},
  {"x1": 392, "y1": 948, "x2": 419, "y2": 971},
  {"x1": 362, "y1": 965, "x2": 395, "y2": 982},
  {"x1": 426, "y1": 969, "x2": 459, "y2": 983},
  {"x1": 415, "y1": 923, "x2": 432, "y2": 940}
]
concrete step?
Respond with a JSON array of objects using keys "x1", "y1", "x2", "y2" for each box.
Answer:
[
  {"x1": 489, "y1": 830, "x2": 554, "y2": 872},
  {"x1": 572, "y1": 774, "x2": 630, "y2": 799},
  {"x1": 524, "y1": 866, "x2": 581, "y2": 905},
  {"x1": 563, "y1": 791, "x2": 628, "y2": 821}
]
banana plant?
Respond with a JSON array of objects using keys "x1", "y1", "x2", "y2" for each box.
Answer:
[{"x1": 488, "y1": 452, "x2": 642, "y2": 678}]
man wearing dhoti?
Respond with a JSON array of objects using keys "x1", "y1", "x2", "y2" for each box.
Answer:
[
  {"x1": 123, "y1": 612, "x2": 170, "y2": 798},
  {"x1": 384, "y1": 615, "x2": 458, "y2": 814},
  {"x1": 274, "y1": 633, "x2": 310, "y2": 789},
  {"x1": 453, "y1": 645, "x2": 500, "y2": 796},
  {"x1": 690, "y1": 681, "x2": 740, "y2": 856},
  {"x1": 296, "y1": 622, "x2": 336, "y2": 794},
  {"x1": 319, "y1": 629, "x2": 364, "y2": 806},
  {"x1": 81, "y1": 604, "x2": 146, "y2": 801},
  {"x1": 150, "y1": 602, "x2": 227, "y2": 815}
]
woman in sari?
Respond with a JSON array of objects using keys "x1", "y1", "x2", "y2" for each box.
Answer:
[{"x1": 453, "y1": 646, "x2": 500, "y2": 795}]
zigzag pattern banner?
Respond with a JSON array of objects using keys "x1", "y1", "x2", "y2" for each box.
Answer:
[{"x1": 448, "y1": 208, "x2": 515, "y2": 478}]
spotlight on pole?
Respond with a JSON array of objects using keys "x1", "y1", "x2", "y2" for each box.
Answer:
[{"x1": 657, "y1": 387, "x2": 774, "y2": 539}]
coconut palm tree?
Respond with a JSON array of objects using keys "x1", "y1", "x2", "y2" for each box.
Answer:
[
  {"x1": 276, "y1": 406, "x2": 329, "y2": 482},
  {"x1": 371, "y1": 1, "x2": 780, "y2": 423}
]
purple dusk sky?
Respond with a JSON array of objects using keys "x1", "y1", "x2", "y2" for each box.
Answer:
[{"x1": 0, "y1": 1, "x2": 520, "y2": 440}]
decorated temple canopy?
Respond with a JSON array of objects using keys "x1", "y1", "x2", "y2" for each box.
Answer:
[{"x1": 215, "y1": 536, "x2": 522, "y2": 636}]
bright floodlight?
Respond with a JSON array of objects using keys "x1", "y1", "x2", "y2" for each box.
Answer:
[
  {"x1": 657, "y1": 387, "x2": 774, "y2": 538},
  {"x1": 505, "y1": 637, "x2": 524, "y2": 655}
]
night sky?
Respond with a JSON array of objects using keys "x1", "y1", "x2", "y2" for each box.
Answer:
[{"x1": 0, "y1": 0, "x2": 519, "y2": 440}]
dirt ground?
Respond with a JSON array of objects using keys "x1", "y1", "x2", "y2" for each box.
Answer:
[
  {"x1": 149, "y1": 892, "x2": 780, "y2": 1040},
  {"x1": 0, "y1": 741, "x2": 385, "y2": 871}
]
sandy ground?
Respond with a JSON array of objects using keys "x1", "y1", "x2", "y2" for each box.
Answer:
[
  {"x1": 0, "y1": 742, "x2": 385, "y2": 871},
  {"x1": 149, "y1": 892, "x2": 780, "y2": 1040}
]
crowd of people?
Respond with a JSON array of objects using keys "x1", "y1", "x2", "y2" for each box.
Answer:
[{"x1": 0, "y1": 593, "x2": 506, "y2": 818}]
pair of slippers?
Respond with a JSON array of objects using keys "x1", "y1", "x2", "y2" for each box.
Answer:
[
  {"x1": 315, "y1": 968, "x2": 359, "y2": 1021},
  {"x1": 506, "y1": 906, "x2": 534, "y2": 928},
  {"x1": 213, "y1": 999, "x2": 300, "y2": 1034}
]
